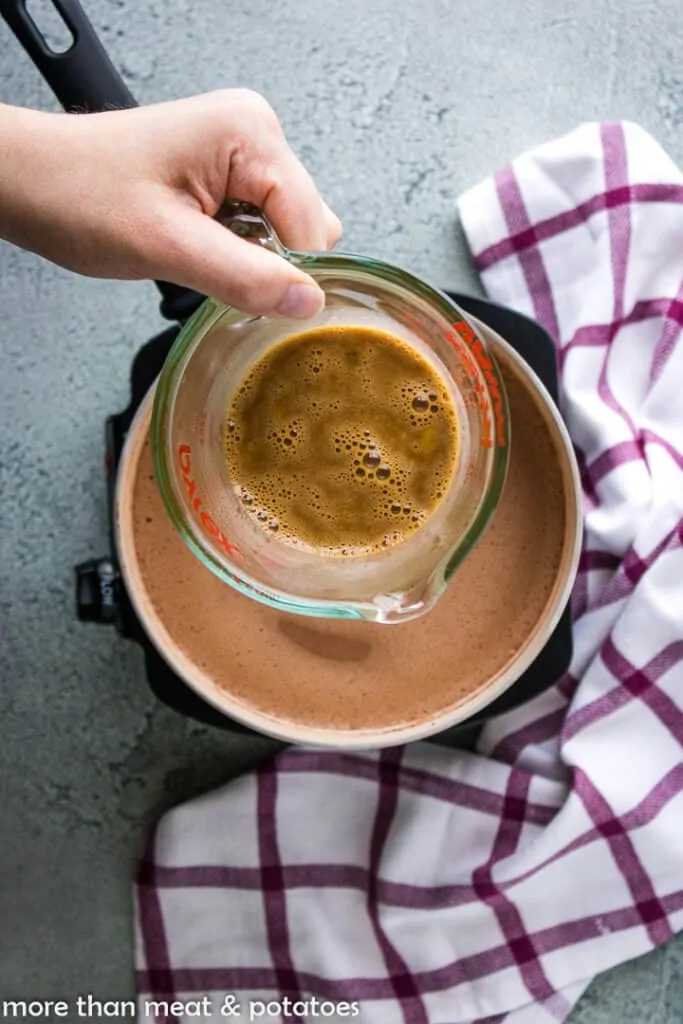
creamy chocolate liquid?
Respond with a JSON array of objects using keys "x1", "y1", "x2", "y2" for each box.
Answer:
[{"x1": 126, "y1": 349, "x2": 567, "y2": 732}]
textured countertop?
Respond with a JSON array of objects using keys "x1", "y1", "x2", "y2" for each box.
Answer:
[{"x1": 1, "y1": 0, "x2": 681, "y2": 1018}]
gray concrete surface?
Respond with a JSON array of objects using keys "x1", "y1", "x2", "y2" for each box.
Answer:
[{"x1": 1, "y1": 0, "x2": 682, "y2": 1020}]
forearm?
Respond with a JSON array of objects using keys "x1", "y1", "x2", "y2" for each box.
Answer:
[
  {"x1": 0, "y1": 102, "x2": 141, "y2": 277},
  {"x1": 0, "y1": 103, "x2": 68, "y2": 248}
]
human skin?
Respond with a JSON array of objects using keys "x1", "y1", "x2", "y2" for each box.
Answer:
[{"x1": 0, "y1": 89, "x2": 342, "y2": 317}]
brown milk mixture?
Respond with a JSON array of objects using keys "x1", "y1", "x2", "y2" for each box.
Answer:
[{"x1": 126, "y1": 350, "x2": 567, "y2": 731}]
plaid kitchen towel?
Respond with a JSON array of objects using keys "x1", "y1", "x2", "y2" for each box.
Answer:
[{"x1": 134, "y1": 121, "x2": 683, "y2": 1024}]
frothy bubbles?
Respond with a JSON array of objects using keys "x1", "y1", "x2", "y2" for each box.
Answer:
[{"x1": 224, "y1": 325, "x2": 459, "y2": 555}]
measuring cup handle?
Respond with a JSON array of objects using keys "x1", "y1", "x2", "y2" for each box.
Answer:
[{"x1": 215, "y1": 199, "x2": 290, "y2": 259}]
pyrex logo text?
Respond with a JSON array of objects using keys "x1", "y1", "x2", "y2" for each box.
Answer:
[{"x1": 177, "y1": 445, "x2": 241, "y2": 558}]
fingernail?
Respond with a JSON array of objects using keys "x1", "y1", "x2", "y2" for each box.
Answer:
[{"x1": 276, "y1": 283, "x2": 325, "y2": 319}]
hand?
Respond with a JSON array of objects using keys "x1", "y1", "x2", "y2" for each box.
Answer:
[{"x1": 0, "y1": 91, "x2": 342, "y2": 318}]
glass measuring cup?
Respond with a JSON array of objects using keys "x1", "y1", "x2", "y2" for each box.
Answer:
[{"x1": 151, "y1": 202, "x2": 510, "y2": 623}]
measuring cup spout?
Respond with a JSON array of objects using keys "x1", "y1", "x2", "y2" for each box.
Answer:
[{"x1": 370, "y1": 574, "x2": 445, "y2": 624}]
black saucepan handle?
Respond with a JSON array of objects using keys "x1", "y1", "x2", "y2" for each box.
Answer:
[
  {"x1": 0, "y1": 0, "x2": 136, "y2": 112},
  {"x1": 0, "y1": 0, "x2": 204, "y2": 320}
]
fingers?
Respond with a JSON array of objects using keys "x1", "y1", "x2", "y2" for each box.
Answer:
[
  {"x1": 220, "y1": 90, "x2": 342, "y2": 254},
  {"x1": 123, "y1": 89, "x2": 342, "y2": 311},
  {"x1": 153, "y1": 205, "x2": 325, "y2": 318},
  {"x1": 252, "y1": 149, "x2": 343, "y2": 254},
  {"x1": 256, "y1": 145, "x2": 334, "y2": 253},
  {"x1": 323, "y1": 201, "x2": 343, "y2": 249}
]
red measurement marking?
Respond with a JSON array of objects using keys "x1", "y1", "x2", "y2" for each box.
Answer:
[
  {"x1": 449, "y1": 320, "x2": 507, "y2": 449},
  {"x1": 177, "y1": 445, "x2": 241, "y2": 558}
]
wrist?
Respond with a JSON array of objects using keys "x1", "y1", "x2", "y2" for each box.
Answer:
[{"x1": 0, "y1": 103, "x2": 74, "y2": 249}]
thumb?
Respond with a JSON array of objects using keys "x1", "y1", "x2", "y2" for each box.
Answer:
[{"x1": 152, "y1": 206, "x2": 325, "y2": 318}]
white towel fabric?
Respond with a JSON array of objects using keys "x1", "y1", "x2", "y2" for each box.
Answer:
[{"x1": 135, "y1": 122, "x2": 683, "y2": 1024}]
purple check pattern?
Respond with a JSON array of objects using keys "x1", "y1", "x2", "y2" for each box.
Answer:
[{"x1": 135, "y1": 122, "x2": 683, "y2": 1024}]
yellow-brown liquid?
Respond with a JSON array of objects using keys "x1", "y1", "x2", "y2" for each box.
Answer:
[{"x1": 223, "y1": 325, "x2": 459, "y2": 555}]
